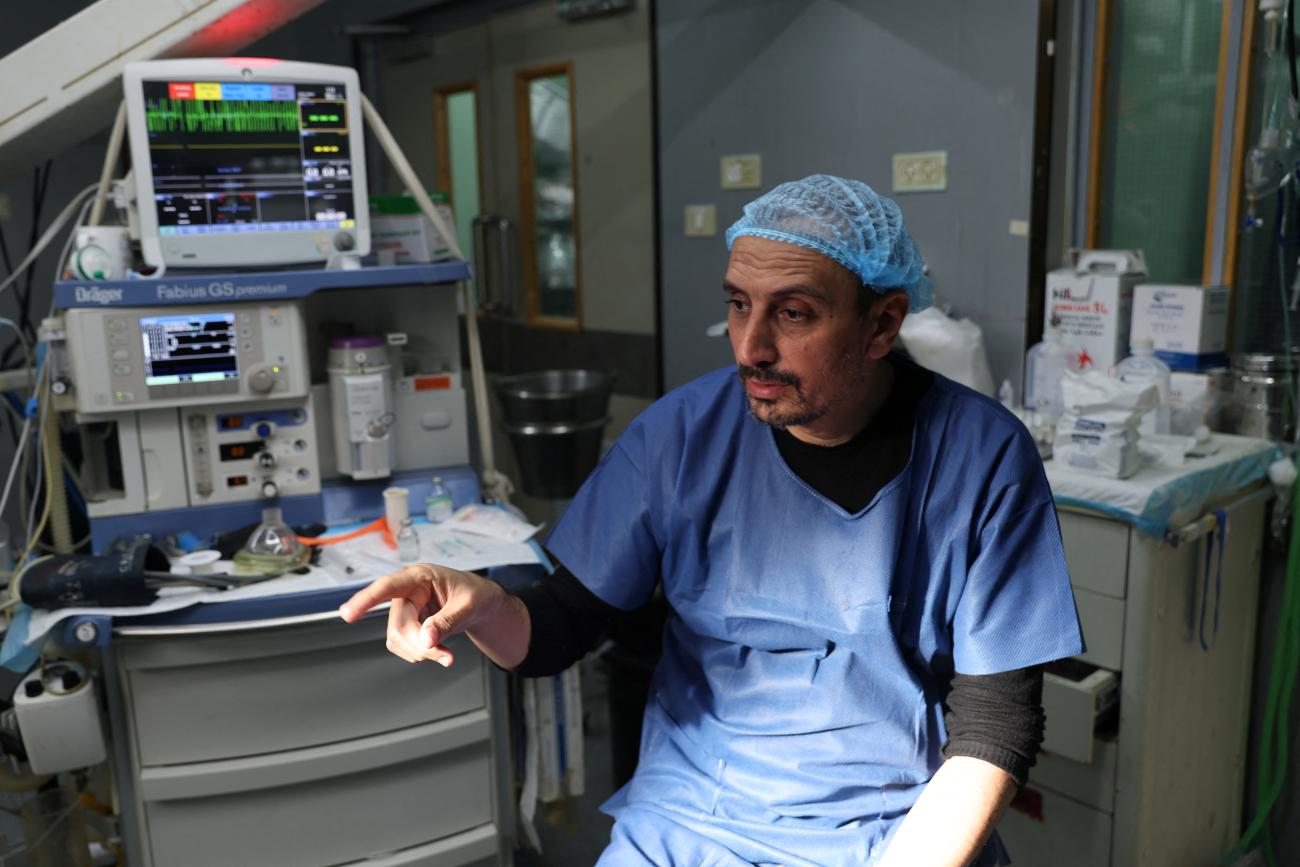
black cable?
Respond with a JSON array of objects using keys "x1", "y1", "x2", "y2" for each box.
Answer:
[
  {"x1": 0, "y1": 222, "x2": 12, "y2": 278},
  {"x1": 22, "y1": 161, "x2": 52, "y2": 334},
  {"x1": 2, "y1": 162, "x2": 53, "y2": 370}
]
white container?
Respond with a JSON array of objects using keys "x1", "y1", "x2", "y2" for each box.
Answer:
[
  {"x1": 369, "y1": 203, "x2": 456, "y2": 264},
  {"x1": 383, "y1": 486, "x2": 410, "y2": 537},
  {"x1": 1130, "y1": 284, "x2": 1230, "y2": 371},
  {"x1": 1024, "y1": 327, "x2": 1074, "y2": 423},
  {"x1": 1114, "y1": 338, "x2": 1172, "y2": 434},
  {"x1": 1046, "y1": 250, "x2": 1147, "y2": 372},
  {"x1": 14, "y1": 661, "x2": 107, "y2": 774}
]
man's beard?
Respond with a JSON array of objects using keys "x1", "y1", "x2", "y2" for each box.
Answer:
[
  {"x1": 737, "y1": 365, "x2": 825, "y2": 429},
  {"x1": 737, "y1": 350, "x2": 869, "y2": 430}
]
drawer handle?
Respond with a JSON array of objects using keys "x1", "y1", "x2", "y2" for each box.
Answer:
[{"x1": 115, "y1": 603, "x2": 390, "y2": 637}]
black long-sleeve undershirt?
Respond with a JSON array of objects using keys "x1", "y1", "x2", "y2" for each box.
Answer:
[{"x1": 514, "y1": 358, "x2": 1046, "y2": 786}]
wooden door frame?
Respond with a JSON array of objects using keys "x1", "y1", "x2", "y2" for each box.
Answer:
[
  {"x1": 1083, "y1": 0, "x2": 1111, "y2": 250},
  {"x1": 515, "y1": 61, "x2": 582, "y2": 331}
]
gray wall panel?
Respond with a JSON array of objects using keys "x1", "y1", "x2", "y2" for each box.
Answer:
[{"x1": 656, "y1": 0, "x2": 1043, "y2": 391}]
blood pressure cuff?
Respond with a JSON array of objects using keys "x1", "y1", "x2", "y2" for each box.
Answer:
[{"x1": 19, "y1": 544, "x2": 169, "y2": 609}]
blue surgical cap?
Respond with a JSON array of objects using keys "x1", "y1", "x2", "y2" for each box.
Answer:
[{"x1": 724, "y1": 174, "x2": 932, "y2": 312}]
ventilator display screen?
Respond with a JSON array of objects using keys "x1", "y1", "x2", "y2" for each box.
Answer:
[
  {"x1": 139, "y1": 312, "x2": 239, "y2": 386},
  {"x1": 141, "y1": 79, "x2": 356, "y2": 235}
]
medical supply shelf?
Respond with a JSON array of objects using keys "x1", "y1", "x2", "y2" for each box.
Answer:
[
  {"x1": 53, "y1": 260, "x2": 471, "y2": 309},
  {"x1": 103, "y1": 611, "x2": 512, "y2": 867},
  {"x1": 997, "y1": 493, "x2": 1265, "y2": 866}
]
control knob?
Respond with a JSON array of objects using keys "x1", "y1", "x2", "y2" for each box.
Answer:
[
  {"x1": 248, "y1": 365, "x2": 278, "y2": 395},
  {"x1": 253, "y1": 421, "x2": 276, "y2": 439},
  {"x1": 260, "y1": 481, "x2": 279, "y2": 499},
  {"x1": 257, "y1": 452, "x2": 276, "y2": 469}
]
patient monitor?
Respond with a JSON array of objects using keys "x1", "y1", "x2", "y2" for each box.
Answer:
[{"x1": 122, "y1": 58, "x2": 371, "y2": 269}]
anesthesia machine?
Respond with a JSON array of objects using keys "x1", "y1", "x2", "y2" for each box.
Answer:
[
  {"x1": 44, "y1": 58, "x2": 479, "y2": 550},
  {"x1": 0, "y1": 50, "x2": 519, "y2": 867}
]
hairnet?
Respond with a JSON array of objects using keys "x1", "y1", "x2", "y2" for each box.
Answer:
[{"x1": 724, "y1": 174, "x2": 932, "y2": 312}]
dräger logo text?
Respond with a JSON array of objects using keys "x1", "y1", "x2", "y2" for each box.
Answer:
[{"x1": 74, "y1": 286, "x2": 124, "y2": 304}]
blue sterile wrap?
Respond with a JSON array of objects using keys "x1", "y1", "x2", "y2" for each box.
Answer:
[{"x1": 1046, "y1": 435, "x2": 1281, "y2": 536}]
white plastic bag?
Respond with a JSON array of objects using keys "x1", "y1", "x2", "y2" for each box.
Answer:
[
  {"x1": 898, "y1": 307, "x2": 995, "y2": 396},
  {"x1": 1053, "y1": 370, "x2": 1157, "y2": 479},
  {"x1": 1059, "y1": 370, "x2": 1158, "y2": 419}
]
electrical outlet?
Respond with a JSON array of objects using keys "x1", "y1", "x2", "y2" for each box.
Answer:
[
  {"x1": 720, "y1": 154, "x2": 762, "y2": 190},
  {"x1": 684, "y1": 204, "x2": 717, "y2": 237},
  {"x1": 892, "y1": 150, "x2": 948, "y2": 193}
]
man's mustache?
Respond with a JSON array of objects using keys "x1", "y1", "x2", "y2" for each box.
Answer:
[{"x1": 738, "y1": 365, "x2": 800, "y2": 388}]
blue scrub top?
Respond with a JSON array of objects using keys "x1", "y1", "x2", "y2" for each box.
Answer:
[{"x1": 547, "y1": 364, "x2": 1084, "y2": 866}]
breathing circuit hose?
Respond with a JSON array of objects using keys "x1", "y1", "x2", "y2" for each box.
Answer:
[
  {"x1": 1226, "y1": 477, "x2": 1300, "y2": 866},
  {"x1": 41, "y1": 392, "x2": 72, "y2": 555}
]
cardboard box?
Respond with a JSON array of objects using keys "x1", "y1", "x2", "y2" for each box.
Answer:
[
  {"x1": 1046, "y1": 250, "x2": 1147, "y2": 372},
  {"x1": 369, "y1": 194, "x2": 456, "y2": 263},
  {"x1": 1168, "y1": 368, "x2": 1230, "y2": 434},
  {"x1": 1130, "y1": 284, "x2": 1230, "y2": 371}
]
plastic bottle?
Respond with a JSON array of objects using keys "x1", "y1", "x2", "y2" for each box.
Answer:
[
  {"x1": 397, "y1": 517, "x2": 420, "y2": 563},
  {"x1": 1114, "y1": 338, "x2": 1172, "y2": 434},
  {"x1": 425, "y1": 476, "x2": 453, "y2": 524},
  {"x1": 1023, "y1": 327, "x2": 1073, "y2": 423},
  {"x1": 997, "y1": 378, "x2": 1015, "y2": 408}
]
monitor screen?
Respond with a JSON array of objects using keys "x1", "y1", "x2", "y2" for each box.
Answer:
[
  {"x1": 141, "y1": 79, "x2": 357, "y2": 237},
  {"x1": 140, "y1": 312, "x2": 240, "y2": 386}
]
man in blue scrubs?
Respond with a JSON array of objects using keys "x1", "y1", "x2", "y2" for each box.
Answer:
[{"x1": 342, "y1": 175, "x2": 1084, "y2": 865}]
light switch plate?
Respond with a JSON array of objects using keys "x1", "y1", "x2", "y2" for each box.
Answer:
[
  {"x1": 684, "y1": 204, "x2": 717, "y2": 237},
  {"x1": 720, "y1": 154, "x2": 762, "y2": 189},
  {"x1": 892, "y1": 150, "x2": 948, "y2": 193}
]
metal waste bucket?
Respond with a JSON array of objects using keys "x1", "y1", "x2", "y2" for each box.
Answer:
[
  {"x1": 495, "y1": 370, "x2": 613, "y2": 498},
  {"x1": 1225, "y1": 352, "x2": 1295, "y2": 441}
]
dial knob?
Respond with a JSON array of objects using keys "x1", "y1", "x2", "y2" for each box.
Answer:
[
  {"x1": 249, "y1": 365, "x2": 277, "y2": 394},
  {"x1": 260, "y1": 480, "x2": 279, "y2": 499},
  {"x1": 253, "y1": 421, "x2": 276, "y2": 439},
  {"x1": 257, "y1": 452, "x2": 276, "y2": 469}
]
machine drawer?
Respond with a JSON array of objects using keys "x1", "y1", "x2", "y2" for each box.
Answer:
[
  {"x1": 1074, "y1": 587, "x2": 1125, "y2": 671},
  {"x1": 1059, "y1": 510, "x2": 1130, "y2": 599},
  {"x1": 1032, "y1": 736, "x2": 1119, "y2": 815},
  {"x1": 999, "y1": 784, "x2": 1113, "y2": 867},
  {"x1": 140, "y1": 714, "x2": 494, "y2": 867},
  {"x1": 336, "y1": 825, "x2": 499, "y2": 867},
  {"x1": 121, "y1": 618, "x2": 485, "y2": 766},
  {"x1": 1041, "y1": 661, "x2": 1119, "y2": 764}
]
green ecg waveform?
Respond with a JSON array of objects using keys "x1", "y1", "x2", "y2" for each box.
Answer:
[{"x1": 146, "y1": 99, "x2": 300, "y2": 134}]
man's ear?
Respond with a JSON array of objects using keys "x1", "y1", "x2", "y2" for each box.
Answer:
[{"x1": 865, "y1": 291, "x2": 910, "y2": 359}]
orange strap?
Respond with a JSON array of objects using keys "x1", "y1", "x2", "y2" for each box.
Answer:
[{"x1": 296, "y1": 516, "x2": 396, "y2": 550}]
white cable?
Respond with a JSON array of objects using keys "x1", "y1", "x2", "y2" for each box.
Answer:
[
  {"x1": 0, "y1": 318, "x2": 33, "y2": 378},
  {"x1": 0, "y1": 185, "x2": 98, "y2": 297},
  {"x1": 90, "y1": 102, "x2": 127, "y2": 227},
  {"x1": 0, "y1": 415, "x2": 33, "y2": 531},
  {"x1": 360, "y1": 94, "x2": 513, "y2": 503}
]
